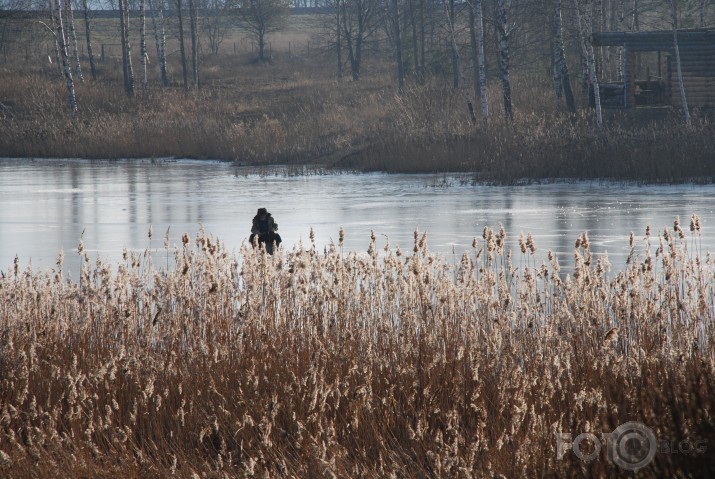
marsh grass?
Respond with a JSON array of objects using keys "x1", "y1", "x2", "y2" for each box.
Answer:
[
  {"x1": 3, "y1": 16, "x2": 715, "y2": 180},
  {"x1": 0, "y1": 221, "x2": 713, "y2": 477}
]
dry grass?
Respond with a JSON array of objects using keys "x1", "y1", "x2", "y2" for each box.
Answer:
[
  {"x1": 3, "y1": 15, "x2": 715, "y2": 180},
  {"x1": 0, "y1": 221, "x2": 713, "y2": 478}
]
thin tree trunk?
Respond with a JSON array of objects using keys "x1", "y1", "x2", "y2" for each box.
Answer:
[
  {"x1": 65, "y1": 0, "x2": 84, "y2": 82},
  {"x1": 407, "y1": 0, "x2": 419, "y2": 78},
  {"x1": 54, "y1": 0, "x2": 77, "y2": 116},
  {"x1": 671, "y1": 0, "x2": 690, "y2": 124},
  {"x1": 189, "y1": 0, "x2": 198, "y2": 87},
  {"x1": 119, "y1": 0, "x2": 129, "y2": 91},
  {"x1": 149, "y1": 0, "x2": 169, "y2": 86},
  {"x1": 419, "y1": 0, "x2": 425, "y2": 83},
  {"x1": 576, "y1": 0, "x2": 602, "y2": 129},
  {"x1": 573, "y1": 0, "x2": 590, "y2": 93},
  {"x1": 49, "y1": 0, "x2": 62, "y2": 71},
  {"x1": 119, "y1": 0, "x2": 135, "y2": 95},
  {"x1": 496, "y1": 0, "x2": 512, "y2": 120},
  {"x1": 177, "y1": 0, "x2": 189, "y2": 91},
  {"x1": 82, "y1": 0, "x2": 97, "y2": 79},
  {"x1": 472, "y1": 0, "x2": 488, "y2": 122},
  {"x1": 392, "y1": 0, "x2": 405, "y2": 89},
  {"x1": 553, "y1": 0, "x2": 575, "y2": 112},
  {"x1": 444, "y1": 0, "x2": 476, "y2": 122},
  {"x1": 336, "y1": 0, "x2": 343, "y2": 79},
  {"x1": 448, "y1": 0, "x2": 459, "y2": 88},
  {"x1": 140, "y1": 0, "x2": 148, "y2": 93}
]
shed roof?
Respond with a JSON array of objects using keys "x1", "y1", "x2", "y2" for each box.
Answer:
[{"x1": 592, "y1": 29, "x2": 715, "y2": 51}]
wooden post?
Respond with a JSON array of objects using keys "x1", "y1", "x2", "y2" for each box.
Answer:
[{"x1": 101, "y1": 43, "x2": 105, "y2": 61}]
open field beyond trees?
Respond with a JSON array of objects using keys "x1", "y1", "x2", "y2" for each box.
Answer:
[{"x1": 1, "y1": 11, "x2": 715, "y2": 181}]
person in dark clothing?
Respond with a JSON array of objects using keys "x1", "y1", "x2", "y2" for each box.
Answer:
[{"x1": 249, "y1": 207, "x2": 282, "y2": 254}]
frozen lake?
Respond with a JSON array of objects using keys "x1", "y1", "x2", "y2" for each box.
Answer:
[{"x1": 2, "y1": 158, "x2": 715, "y2": 276}]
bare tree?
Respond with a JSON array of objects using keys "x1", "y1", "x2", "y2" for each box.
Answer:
[
  {"x1": 54, "y1": 0, "x2": 78, "y2": 115},
  {"x1": 669, "y1": 0, "x2": 689, "y2": 124},
  {"x1": 388, "y1": 0, "x2": 405, "y2": 87},
  {"x1": 65, "y1": 0, "x2": 84, "y2": 82},
  {"x1": 233, "y1": 0, "x2": 290, "y2": 62},
  {"x1": 468, "y1": 0, "x2": 488, "y2": 122},
  {"x1": 551, "y1": 0, "x2": 575, "y2": 112},
  {"x1": 149, "y1": 0, "x2": 169, "y2": 86},
  {"x1": 201, "y1": 0, "x2": 232, "y2": 55},
  {"x1": 189, "y1": 0, "x2": 199, "y2": 85},
  {"x1": 496, "y1": 0, "x2": 513, "y2": 120},
  {"x1": 176, "y1": 0, "x2": 189, "y2": 90},
  {"x1": 574, "y1": 0, "x2": 602, "y2": 128},
  {"x1": 119, "y1": 0, "x2": 135, "y2": 95},
  {"x1": 340, "y1": 0, "x2": 381, "y2": 80},
  {"x1": 81, "y1": 0, "x2": 97, "y2": 79},
  {"x1": 140, "y1": 0, "x2": 148, "y2": 92}
]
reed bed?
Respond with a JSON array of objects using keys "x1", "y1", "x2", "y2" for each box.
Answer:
[
  {"x1": 3, "y1": 43, "x2": 715, "y2": 180},
  {"x1": 1, "y1": 220, "x2": 713, "y2": 478}
]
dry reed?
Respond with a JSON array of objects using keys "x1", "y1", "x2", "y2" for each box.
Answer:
[{"x1": 0, "y1": 221, "x2": 713, "y2": 477}]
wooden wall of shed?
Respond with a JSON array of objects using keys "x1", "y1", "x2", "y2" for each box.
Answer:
[{"x1": 667, "y1": 44, "x2": 715, "y2": 107}]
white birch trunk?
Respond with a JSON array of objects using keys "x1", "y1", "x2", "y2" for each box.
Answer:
[
  {"x1": 496, "y1": 0, "x2": 512, "y2": 121},
  {"x1": 574, "y1": 0, "x2": 602, "y2": 129},
  {"x1": 671, "y1": 0, "x2": 690, "y2": 124},
  {"x1": 443, "y1": 0, "x2": 476, "y2": 122},
  {"x1": 49, "y1": 0, "x2": 62, "y2": 70},
  {"x1": 336, "y1": 0, "x2": 343, "y2": 79},
  {"x1": 140, "y1": 0, "x2": 148, "y2": 93},
  {"x1": 82, "y1": 0, "x2": 97, "y2": 79},
  {"x1": 553, "y1": 0, "x2": 575, "y2": 112},
  {"x1": 65, "y1": 0, "x2": 83, "y2": 82},
  {"x1": 54, "y1": 0, "x2": 77, "y2": 116},
  {"x1": 471, "y1": 0, "x2": 488, "y2": 122},
  {"x1": 189, "y1": 0, "x2": 198, "y2": 87},
  {"x1": 119, "y1": 0, "x2": 135, "y2": 95},
  {"x1": 149, "y1": 0, "x2": 169, "y2": 86}
]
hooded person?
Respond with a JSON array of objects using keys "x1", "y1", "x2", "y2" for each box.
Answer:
[{"x1": 249, "y1": 207, "x2": 282, "y2": 253}]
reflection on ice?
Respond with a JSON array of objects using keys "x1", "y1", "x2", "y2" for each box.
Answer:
[{"x1": 2, "y1": 158, "x2": 715, "y2": 276}]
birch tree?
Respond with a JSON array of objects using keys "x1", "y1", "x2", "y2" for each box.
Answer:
[
  {"x1": 189, "y1": 0, "x2": 199, "y2": 86},
  {"x1": 119, "y1": 0, "x2": 135, "y2": 95},
  {"x1": 54, "y1": 0, "x2": 78, "y2": 115},
  {"x1": 496, "y1": 0, "x2": 513, "y2": 120},
  {"x1": 140, "y1": 0, "x2": 148, "y2": 92},
  {"x1": 468, "y1": 0, "x2": 488, "y2": 122},
  {"x1": 551, "y1": 0, "x2": 575, "y2": 112},
  {"x1": 81, "y1": 0, "x2": 97, "y2": 79},
  {"x1": 48, "y1": 0, "x2": 62, "y2": 69},
  {"x1": 574, "y1": 0, "x2": 602, "y2": 129},
  {"x1": 65, "y1": 0, "x2": 83, "y2": 82},
  {"x1": 670, "y1": 0, "x2": 690, "y2": 124},
  {"x1": 176, "y1": 0, "x2": 189, "y2": 91},
  {"x1": 149, "y1": 0, "x2": 169, "y2": 86},
  {"x1": 443, "y1": 0, "x2": 477, "y2": 121}
]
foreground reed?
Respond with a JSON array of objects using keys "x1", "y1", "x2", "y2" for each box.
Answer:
[{"x1": 0, "y1": 222, "x2": 713, "y2": 478}]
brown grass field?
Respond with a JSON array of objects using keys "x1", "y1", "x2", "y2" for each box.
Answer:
[
  {"x1": 1, "y1": 13, "x2": 715, "y2": 181},
  {"x1": 0, "y1": 222, "x2": 714, "y2": 477},
  {"x1": 1, "y1": 11, "x2": 715, "y2": 478}
]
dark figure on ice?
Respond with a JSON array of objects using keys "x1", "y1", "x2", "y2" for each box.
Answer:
[{"x1": 250, "y1": 207, "x2": 282, "y2": 254}]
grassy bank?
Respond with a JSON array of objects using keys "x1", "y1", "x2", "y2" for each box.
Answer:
[
  {"x1": 2, "y1": 16, "x2": 715, "y2": 181},
  {"x1": 0, "y1": 224, "x2": 714, "y2": 477}
]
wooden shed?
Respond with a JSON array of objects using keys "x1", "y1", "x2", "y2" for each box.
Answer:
[{"x1": 591, "y1": 29, "x2": 715, "y2": 109}]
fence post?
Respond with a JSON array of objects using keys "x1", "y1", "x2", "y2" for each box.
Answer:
[{"x1": 101, "y1": 43, "x2": 105, "y2": 61}]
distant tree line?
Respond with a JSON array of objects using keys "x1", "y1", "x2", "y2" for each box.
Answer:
[{"x1": 2, "y1": 0, "x2": 713, "y2": 123}]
